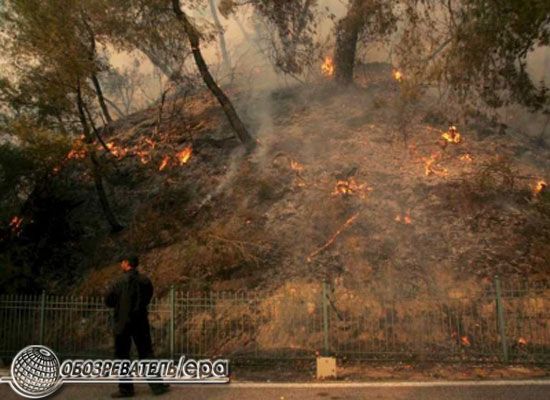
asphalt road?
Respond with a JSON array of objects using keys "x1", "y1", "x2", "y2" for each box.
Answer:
[{"x1": 1, "y1": 381, "x2": 549, "y2": 400}]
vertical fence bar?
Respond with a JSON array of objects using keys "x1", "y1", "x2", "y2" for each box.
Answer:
[
  {"x1": 170, "y1": 285, "x2": 175, "y2": 360},
  {"x1": 494, "y1": 276, "x2": 509, "y2": 362},
  {"x1": 39, "y1": 290, "x2": 46, "y2": 345},
  {"x1": 322, "y1": 281, "x2": 329, "y2": 356}
]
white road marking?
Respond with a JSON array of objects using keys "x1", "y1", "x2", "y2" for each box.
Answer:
[{"x1": 221, "y1": 380, "x2": 550, "y2": 388}]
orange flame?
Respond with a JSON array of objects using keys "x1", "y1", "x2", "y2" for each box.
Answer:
[
  {"x1": 66, "y1": 139, "x2": 87, "y2": 160},
  {"x1": 461, "y1": 335, "x2": 471, "y2": 346},
  {"x1": 158, "y1": 156, "x2": 170, "y2": 171},
  {"x1": 106, "y1": 142, "x2": 128, "y2": 160},
  {"x1": 534, "y1": 180, "x2": 547, "y2": 196},
  {"x1": 460, "y1": 153, "x2": 473, "y2": 162},
  {"x1": 441, "y1": 125, "x2": 462, "y2": 144},
  {"x1": 290, "y1": 160, "x2": 304, "y2": 172},
  {"x1": 321, "y1": 56, "x2": 334, "y2": 77},
  {"x1": 392, "y1": 69, "x2": 403, "y2": 82},
  {"x1": 332, "y1": 177, "x2": 369, "y2": 197},
  {"x1": 177, "y1": 146, "x2": 193, "y2": 165},
  {"x1": 518, "y1": 337, "x2": 528, "y2": 346}
]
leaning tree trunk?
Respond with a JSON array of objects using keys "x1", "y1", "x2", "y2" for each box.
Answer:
[
  {"x1": 208, "y1": 0, "x2": 231, "y2": 73},
  {"x1": 334, "y1": 0, "x2": 364, "y2": 85},
  {"x1": 81, "y1": 13, "x2": 113, "y2": 124},
  {"x1": 76, "y1": 82, "x2": 123, "y2": 233},
  {"x1": 172, "y1": 0, "x2": 255, "y2": 149},
  {"x1": 91, "y1": 73, "x2": 113, "y2": 124}
]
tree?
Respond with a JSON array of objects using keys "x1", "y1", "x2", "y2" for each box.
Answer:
[
  {"x1": 172, "y1": 0, "x2": 255, "y2": 148},
  {"x1": 76, "y1": 80, "x2": 123, "y2": 232},
  {"x1": 237, "y1": 0, "x2": 321, "y2": 78},
  {"x1": 396, "y1": 0, "x2": 550, "y2": 111},
  {"x1": 333, "y1": 0, "x2": 396, "y2": 84},
  {"x1": 98, "y1": 0, "x2": 191, "y2": 83},
  {"x1": 208, "y1": 0, "x2": 232, "y2": 74},
  {"x1": 0, "y1": 0, "x2": 123, "y2": 231}
]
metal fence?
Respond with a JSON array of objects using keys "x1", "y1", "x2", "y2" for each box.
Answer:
[{"x1": 0, "y1": 277, "x2": 548, "y2": 363}]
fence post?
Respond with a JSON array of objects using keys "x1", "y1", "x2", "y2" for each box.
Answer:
[
  {"x1": 170, "y1": 285, "x2": 175, "y2": 360},
  {"x1": 494, "y1": 276, "x2": 509, "y2": 363},
  {"x1": 322, "y1": 281, "x2": 329, "y2": 356},
  {"x1": 39, "y1": 290, "x2": 46, "y2": 345}
]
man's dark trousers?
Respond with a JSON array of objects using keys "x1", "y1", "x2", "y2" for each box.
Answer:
[{"x1": 115, "y1": 318, "x2": 164, "y2": 394}]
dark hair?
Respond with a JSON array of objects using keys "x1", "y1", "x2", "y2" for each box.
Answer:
[{"x1": 123, "y1": 255, "x2": 139, "y2": 268}]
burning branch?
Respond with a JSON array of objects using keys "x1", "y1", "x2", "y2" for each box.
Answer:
[{"x1": 307, "y1": 212, "x2": 360, "y2": 262}]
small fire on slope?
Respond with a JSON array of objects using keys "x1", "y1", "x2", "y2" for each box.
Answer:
[
  {"x1": 534, "y1": 180, "x2": 547, "y2": 196},
  {"x1": 321, "y1": 56, "x2": 334, "y2": 77},
  {"x1": 106, "y1": 142, "x2": 128, "y2": 160},
  {"x1": 441, "y1": 125, "x2": 462, "y2": 145},
  {"x1": 177, "y1": 146, "x2": 193, "y2": 165},
  {"x1": 66, "y1": 139, "x2": 87, "y2": 160},
  {"x1": 392, "y1": 69, "x2": 403, "y2": 82},
  {"x1": 332, "y1": 177, "x2": 368, "y2": 198}
]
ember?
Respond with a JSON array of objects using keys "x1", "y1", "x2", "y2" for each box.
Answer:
[
  {"x1": 135, "y1": 150, "x2": 150, "y2": 164},
  {"x1": 518, "y1": 337, "x2": 528, "y2": 346},
  {"x1": 395, "y1": 211, "x2": 412, "y2": 224},
  {"x1": 177, "y1": 146, "x2": 193, "y2": 165},
  {"x1": 66, "y1": 139, "x2": 87, "y2": 160},
  {"x1": 290, "y1": 160, "x2": 304, "y2": 172},
  {"x1": 321, "y1": 56, "x2": 334, "y2": 77},
  {"x1": 9, "y1": 216, "x2": 23, "y2": 234},
  {"x1": 307, "y1": 212, "x2": 360, "y2": 262},
  {"x1": 460, "y1": 153, "x2": 473, "y2": 162},
  {"x1": 461, "y1": 335, "x2": 471, "y2": 346},
  {"x1": 423, "y1": 152, "x2": 448, "y2": 177}
]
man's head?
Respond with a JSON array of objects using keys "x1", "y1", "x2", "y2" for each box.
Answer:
[{"x1": 120, "y1": 255, "x2": 139, "y2": 272}]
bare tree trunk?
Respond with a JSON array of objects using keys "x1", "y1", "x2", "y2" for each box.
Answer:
[
  {"x1": 103, "y1": 97, "x2": 126, "y2": 118},
  {"x1": 208, "y1": 0, "x2": 231, "y2": 72},
  {"x1": 172, "y1": 0, "x2": 255, "y2": 149},
  {"x1": 91, "y1": 73, "x2": 113, "y2": 124},
  {"x1": 81, "y1": 13, "x2": 113, "y2": 124},
  {"x1": 76, "y1": 81, "x2": 123, "y2": 233},
  {"x1": 334, "y1": 0, "x2": 363, "y2": 85},
  {"x1": 83, "y1": 103, "x2": 112, "y2": 154}
]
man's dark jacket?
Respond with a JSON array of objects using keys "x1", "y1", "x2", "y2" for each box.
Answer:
[{"x1": 105, "y1": 269, "x2": 154, "y2": 334}]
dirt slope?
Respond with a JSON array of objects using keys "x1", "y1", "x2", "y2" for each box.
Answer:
[{"x1": 65, "y1": 68, "x2": 550, "y2": 297}]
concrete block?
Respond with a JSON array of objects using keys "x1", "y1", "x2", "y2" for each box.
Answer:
[{"x1": 316, "y1": 356, "x2": 336, "y2": 379}]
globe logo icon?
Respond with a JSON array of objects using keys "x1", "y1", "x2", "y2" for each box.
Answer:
[{"x1": 10, "y1": 345, "x2": 62, "y2": 398}]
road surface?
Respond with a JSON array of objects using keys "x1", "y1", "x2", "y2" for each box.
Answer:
[{"x1": 1, "y1": 380, "x2": 549, "y2": 400}]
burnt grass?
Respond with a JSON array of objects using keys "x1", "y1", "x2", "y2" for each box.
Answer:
[{"x1": 5, "y1": 71, "x2": 550, "y2": 297}]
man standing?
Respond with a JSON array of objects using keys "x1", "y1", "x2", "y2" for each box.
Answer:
[{"x1": 105, "y1": 255, "x2": 169, "y2": 398}]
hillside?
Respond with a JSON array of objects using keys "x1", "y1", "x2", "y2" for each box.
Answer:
[{"x1": 22, "y1": 66, "x2": 550, "y2": 297}]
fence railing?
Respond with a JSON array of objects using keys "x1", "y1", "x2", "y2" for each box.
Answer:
[{"x1": 0, "y1": 277, "x2": 548, "y2": 363}]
